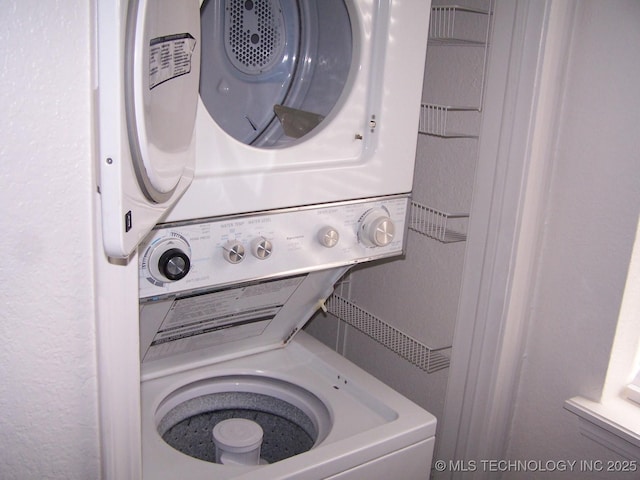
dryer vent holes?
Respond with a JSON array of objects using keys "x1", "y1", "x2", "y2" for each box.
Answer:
[{"x1": 225, "y1": 0, "x2": 285, "y2": 75}]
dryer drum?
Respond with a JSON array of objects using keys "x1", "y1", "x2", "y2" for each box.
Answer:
[
  {"x1": 159, "y1": 392, "x2": 318, "y2": 463},
  {"x1": 200, "y1": 0, "x2": 353, "y2": 146}
]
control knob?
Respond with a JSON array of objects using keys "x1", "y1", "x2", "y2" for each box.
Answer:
[
  {"x1": 147, "y1": 236, "x2": 191, "y2": 283},
  {"x1": 358, "y1": 208, "x2": 396, "y2": 247},
  {"x1": 223, "y1": 240, "x2": 246, "y2": 264},
  {"x1": 251, "y1": 237, "x2": 273, "y2": 260},
  {"x1": 317, "y1": 226, "x2": 340, "y2": 248}
]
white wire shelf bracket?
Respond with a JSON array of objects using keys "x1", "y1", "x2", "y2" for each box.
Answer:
[
  {"x1": 425, "y1": 4, "x2": 493, "y2": 119},
  {"x1": 429, "y1": 5, "x2": 491, "y2": 45},
  {"x1": 409, "y1": 201, "x2": 469, "y2": 243},
  {"x1": 326, "y1": 295, "x2": 452, "y2": 373},
  {"x1": 418, "y1": 103, "x2": 480, "y2": 138}
]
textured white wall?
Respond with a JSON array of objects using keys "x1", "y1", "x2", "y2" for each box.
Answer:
[
  {"x1": 0, "y1": 1, "x2": 100, "y2": 479},
  {"x1": 506, "y1": 1, "x2": 640, "y2": 474}
]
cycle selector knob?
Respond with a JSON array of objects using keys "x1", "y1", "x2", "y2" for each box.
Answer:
[
  {"x1": 158, "y1": 249, "x2": 190, "y2": 281},
  {"x1": 251, "y1": 237, "x2": 273, "y2": 260},
  {"x1": 358, "y1": 208, "x2": 396, "y2": 247},
  {"x1": 223, "y1": 240, "x2": 245, "y2": 264},
  {"x1": 147, "y1": 236, "x2": 191, "y2": 283},
  {"x1": 317, "y1": 226, "x2": 340, "y2": 248}
]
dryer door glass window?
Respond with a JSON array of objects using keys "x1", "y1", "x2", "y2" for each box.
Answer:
[
  {"x1": 199, "y1": 0, "x2": 352, "y2": 147},
  {"x1": 126, "y1": 0, "x2": 201, "y2": 203}
]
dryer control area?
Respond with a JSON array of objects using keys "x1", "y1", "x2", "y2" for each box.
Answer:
[{"x1": 139, "y1": 195, "x2": 409, "y2": 299}]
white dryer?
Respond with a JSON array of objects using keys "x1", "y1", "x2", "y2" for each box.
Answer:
[
  {"x1": 138, "y1": 197, "x2": 436, "y2": 479},
  {"x1": 96, "y1": 0, "x2": 430, "y2": 258}
]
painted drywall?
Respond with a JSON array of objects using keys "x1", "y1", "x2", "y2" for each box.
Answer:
[
  {"x1": 505, "y1": 1, "x2": 640, "y2": 476},
  {"x1": 0, "y1": 2, "x2": 100, "y2": 479}
]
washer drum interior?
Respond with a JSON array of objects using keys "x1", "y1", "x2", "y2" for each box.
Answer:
[
  {"x1": 200, "y1": 0, "x2": 353, "y2": 147},
  {"x1": 156, "y1": 376, "x2": 332, "y2": 464}
]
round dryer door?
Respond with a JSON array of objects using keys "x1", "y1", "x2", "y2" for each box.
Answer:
[
  {"x1": 199, "y1": 0, "x2": 353, "y2": 147},
  {"x1": 97, "y1": 0, "x2": 201, "y2": 259},
  {"x1": 126, "y1": 0, "x2": 201, "y2": 202}
]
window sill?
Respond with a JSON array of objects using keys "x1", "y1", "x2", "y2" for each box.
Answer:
[{"x1": 565, "y1": 396, "x2": 640, "y2": 460}]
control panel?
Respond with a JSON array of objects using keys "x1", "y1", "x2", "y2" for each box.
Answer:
[{"x1": 139, "y1": 195, "x2": 409, "y2": 299}]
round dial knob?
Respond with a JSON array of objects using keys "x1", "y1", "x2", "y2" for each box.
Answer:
[
  {"x1": 251, "y1": 237, "x2": 273, "y2": 260},
  {"x1": 358, "y1": 208, "x2": 396, "y2": 247},
  {"x1": 317, "y1": 226, "x2": 340, "y2": 248},
  {"x1": 223, "y1": 240, "x2": 245, "y2": 264},
  {"x1": 146, "y1": 235, "x2": 191, "y2": 283},
  {"x1": 158, "y1": 248, "x2": 190, "y2": 281}
]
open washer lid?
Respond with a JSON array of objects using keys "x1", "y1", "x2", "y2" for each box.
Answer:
[
  {"x1": 97, "y1": 0, "x2": 201, "y2": 258},
  {"x1": 139, "y1": 267, "x2": 349, "y2": 379}
]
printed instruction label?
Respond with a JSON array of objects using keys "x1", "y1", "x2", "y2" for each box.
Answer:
[
  {"x1": 149, "y1": 33, "x2": 196, "y2": 90},
  {"x1": 141, "y1": 276, "x2": 304, "y2": 361}
]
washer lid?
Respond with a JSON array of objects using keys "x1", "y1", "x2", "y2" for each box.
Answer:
[
  {"x1": 125, "y1": 0, "x2": 200, "y2": 202},
  {"x1": 139, "y1": 268, "x2": 348, "y2": 377}
]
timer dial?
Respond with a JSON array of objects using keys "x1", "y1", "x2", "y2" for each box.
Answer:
[
  {"x1": 358, "y1": 208, "x2": 396, "y2": 247},
  {"x1": 158, "y1": 249, "x2": 190, "y2": 281},
  {"x1": 146, "y1": 235, "x2": 191, "y2": 283}
]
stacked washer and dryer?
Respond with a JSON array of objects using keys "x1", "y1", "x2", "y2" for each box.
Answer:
[{"x1": 97, "y1": 0, "x2": 435, "y2": 478}]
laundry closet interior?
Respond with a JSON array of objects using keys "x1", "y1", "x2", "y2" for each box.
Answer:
[{"x1": 307, "y1": 0, "x2": 491, "y2": 431}]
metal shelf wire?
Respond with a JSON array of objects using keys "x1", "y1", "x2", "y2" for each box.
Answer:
[
  {"x1": 409, "y1": 201, "x2": 468, "y2": 243},
  {"x1": 418, "y1": 103, "x2": 480, "y2": 138},
  {"x1": 422, "y1": 5, "x2": 492, "y2": 137},
  {"x1": 326, "y1": 295, "x2": 452, "y2": 373},
  {"x1": 429, "y1": 5, "x2": 491, "y2": 45}
]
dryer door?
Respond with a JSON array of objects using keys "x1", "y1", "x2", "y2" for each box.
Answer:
[
  {"x1": 97, "y1": 0, "x2": 201, "y2": 258},
  {"x1": 126, "y1": 0, "x2": 200, "y2": 203}
]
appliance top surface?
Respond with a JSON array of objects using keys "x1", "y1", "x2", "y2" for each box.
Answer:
[{"x1": 140, "y1": 331, "x2": 436, "y2": 480}]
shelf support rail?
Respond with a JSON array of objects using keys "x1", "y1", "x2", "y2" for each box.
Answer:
[{"x1": 326, "y1": 294, "x2": 452, "y2": 373}]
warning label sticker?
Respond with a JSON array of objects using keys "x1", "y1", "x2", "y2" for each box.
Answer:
[
  {"x1": 141, "y1": 276, "x2": 304, "y2": 361},
  {"x1": 149, "y1": 33, "x2": 196, "y2": 90}
]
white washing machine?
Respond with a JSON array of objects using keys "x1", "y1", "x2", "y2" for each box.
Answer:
[
  {"x1": 96, "y1": 0, "x2": 430, "y2": 258},
  {"x1": 138, "y1": 197, "x2": 436, "y2": 479}
]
